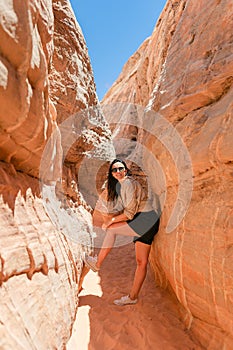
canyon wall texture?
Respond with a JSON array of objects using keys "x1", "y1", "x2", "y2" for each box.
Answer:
[
  {"x1": 0, "y1": 0, "x2": 111, "y2": 348},
  {"x1": 102, "y1": 0, "x2": 233, "y2": 349}
]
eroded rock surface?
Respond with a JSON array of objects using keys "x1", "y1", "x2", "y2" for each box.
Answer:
[
  {"x1": 0, "y1": 0, "x2": 112, "y2": 348},
  {"x1": 102, "y1": 0, "x2": 233, "y2": 349}
]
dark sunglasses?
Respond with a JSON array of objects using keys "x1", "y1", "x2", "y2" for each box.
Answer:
[{"x1": 111, "y1": 166, "x2": 125, "y2": 173}]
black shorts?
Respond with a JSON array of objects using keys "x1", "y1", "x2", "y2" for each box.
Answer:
[{"x1": 127, "y1": 211, "x2": 160, "y2": 245}]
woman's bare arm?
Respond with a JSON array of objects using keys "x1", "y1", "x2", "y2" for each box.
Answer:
[{"x1": 102, "y1": 212, "x2": 129, "y2": 229}]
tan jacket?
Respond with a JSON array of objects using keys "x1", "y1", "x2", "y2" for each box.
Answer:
[{"x1": 95, "y1": 176, "x2": 155, "y2": 220}]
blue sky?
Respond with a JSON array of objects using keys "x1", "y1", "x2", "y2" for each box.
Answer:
[{"x1": 69, "y1": 0, "x2": 167, "y2": 101}]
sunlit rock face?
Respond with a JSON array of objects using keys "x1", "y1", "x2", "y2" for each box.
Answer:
[
  {"x1": 0, "y1": 0, "x2": 112, "y2": 348},
  {"x1": 102, "y1": 0, "x2": 233, "y2": 348}
]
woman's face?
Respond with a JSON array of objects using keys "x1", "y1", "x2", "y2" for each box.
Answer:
[{"x1": 111, "y1": 161, "x2": 127, "y2": 182}]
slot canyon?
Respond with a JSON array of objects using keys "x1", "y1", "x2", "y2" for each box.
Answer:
[{"x1": 0, "y1": 0, "x2": 232, "y2": 349}]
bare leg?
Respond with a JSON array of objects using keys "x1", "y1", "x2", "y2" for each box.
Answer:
[
  {"x1": 96, "y1": 231, "x2": 115, "y2": 268},
  {"x1": 129, "y1": 241, "x2": 151, "y2": 300},
  {"x1": 96, "y1": 222, "x2": 139, "y2": 269}
]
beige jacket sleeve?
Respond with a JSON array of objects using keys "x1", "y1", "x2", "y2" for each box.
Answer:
[
  {"x1": 95, "y1": 189, "x2": 123, "y2": 215},
  {"x1": 119, "y1": 178, "x2": 141, "y2": 220}
]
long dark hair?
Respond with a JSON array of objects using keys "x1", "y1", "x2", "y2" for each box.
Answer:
[{"x1": 107, "y1": 159, "x2": 130, "y2": 201}]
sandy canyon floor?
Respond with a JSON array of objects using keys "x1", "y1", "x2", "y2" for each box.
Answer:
[{"x1": 67, "y1": 243, "x2": 203, "y2": 350}]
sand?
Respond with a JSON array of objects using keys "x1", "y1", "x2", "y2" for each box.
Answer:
[{"x1": 67, "y1": 243, "x2": 202, "y2": 350}]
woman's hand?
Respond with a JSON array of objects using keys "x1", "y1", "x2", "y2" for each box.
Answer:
[
  {"x1": 101, "y1": 213, "x2": 129, "y2": 230},
  {"x1": 102, "y1": 217, "x2": 115, "y2": 230},
  {"x1": 102, "y1": 222, "x2": 109, "y2": 230}
]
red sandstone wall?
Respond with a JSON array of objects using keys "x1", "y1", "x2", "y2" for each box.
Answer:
[
  {"x1": 0, "y1": 0, "x2": 111, "y2": 348},
  {"x1": 102, "y1": 0, "x2": 233, "y2": 348}
]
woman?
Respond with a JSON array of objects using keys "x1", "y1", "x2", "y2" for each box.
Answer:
[{"x1": 84, "y1": 159, "x2": 160, "y2": 306}]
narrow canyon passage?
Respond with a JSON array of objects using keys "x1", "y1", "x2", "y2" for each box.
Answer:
[{"x1": 67, "y1": 243, "x2": 202, "y2": 350}]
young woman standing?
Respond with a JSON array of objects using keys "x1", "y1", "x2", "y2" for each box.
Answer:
[{"x1": 84, "y1": 159, "x2": 160, "y2": 306}]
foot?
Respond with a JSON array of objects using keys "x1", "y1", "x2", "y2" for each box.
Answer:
[
  {"x1": 113, "y1": 295, "x2": 138, "y2": 306},
  {"x1": 84, "y1": 254, "x2": 99, "y2": 272}
]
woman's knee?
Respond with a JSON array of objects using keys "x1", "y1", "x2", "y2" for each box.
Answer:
[
  {"x1": 136, "y1": 257, "x2": 148, "y2": 268},
  {"x1": 135, "y1": 242, "x2": 151, "y2": 267}
]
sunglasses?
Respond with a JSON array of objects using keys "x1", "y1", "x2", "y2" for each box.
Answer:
[{"x1": 111, "y1": 166, "x2": 125, "y2": 173}]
